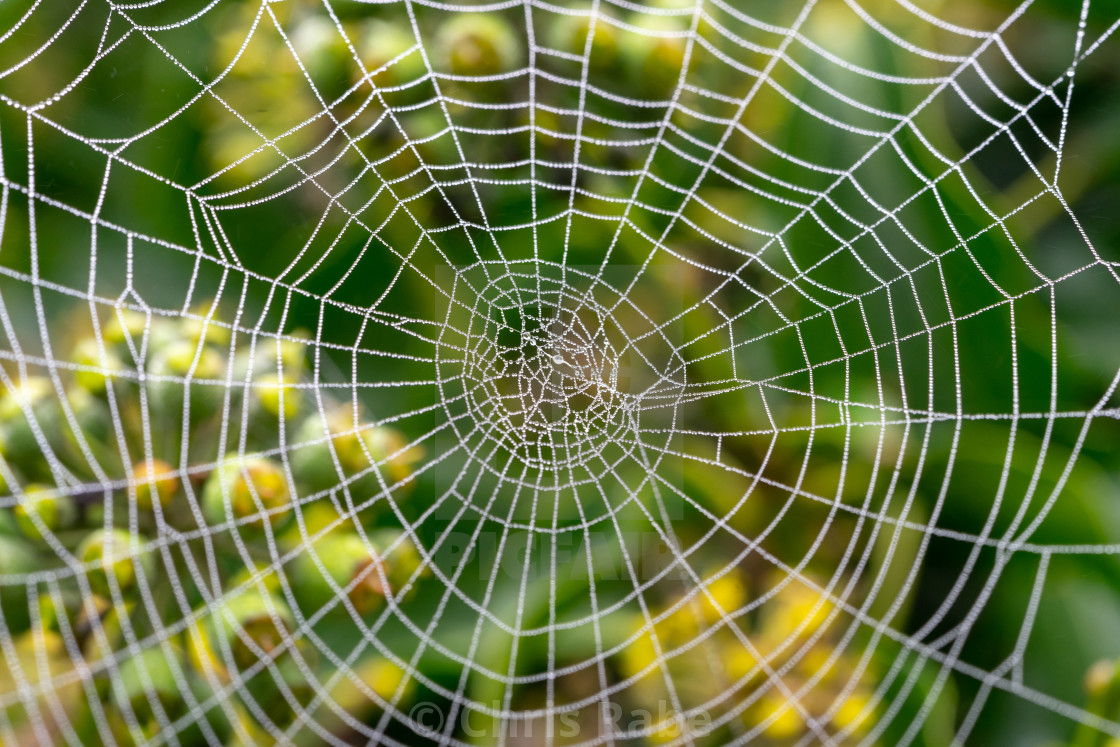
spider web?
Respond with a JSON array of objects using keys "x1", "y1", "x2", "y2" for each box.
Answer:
[{"x1": 1, "y1": 0, "x2": 1119, "y2": 745}]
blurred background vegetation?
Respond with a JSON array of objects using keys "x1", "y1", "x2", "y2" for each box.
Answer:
[{"x1": 0, "y1": 0, "x2": 1119, "y2": 745}]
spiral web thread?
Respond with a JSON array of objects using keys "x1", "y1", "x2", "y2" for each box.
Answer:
[{"x1": 0, "y1": 0, "x2": 1119, "y2": 745}]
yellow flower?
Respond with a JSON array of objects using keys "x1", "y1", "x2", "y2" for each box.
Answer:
[
  {"x1": 762, "y1": 581, "x2": 834, "y2": 648},
  {"x1": 756, "y1": 692, "x2": 803, "y2": 739},
  {"x1": 647, "y1": 715, "x2": 685, "y2": 745},
  {"x1": 832, "y1": 690, "x2": 873, "y2": 734},
  {"x1": 363, "y1": 658, "x2": 409, "y2": 702},
  {"x1": 618, "y1": 620, "x2": 659, "y2": 680},
  {"x1": 724, "y1": 642, "x2": 757, "y2": 682},
  {"x1": 700, "y1": 570, "x2": 747, "y2": 624}
]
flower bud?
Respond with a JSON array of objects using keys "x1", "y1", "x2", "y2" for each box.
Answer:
[
  {"x1": 699, "y1": 569, "x2": 747, "y2": 625},
  {"x1": 77, "y1": 528, "x2": 154, "y2": 595},
  {"x1": 202, "y1": 456, "x2": 292, "y2": 531}
]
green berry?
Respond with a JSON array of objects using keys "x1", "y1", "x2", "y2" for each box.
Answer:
[
  {"x1": 103, "y1": 309, "x2": 148, "y2": 348},
  {"x1": 436, "y1": 14, "x2": 521, "y2": 77},
  {"x1": 0, "y1": 534, "x2": 39, "y2": 633},
  {"x1": 291, "y1": 408, "x2": 365, "y2": 491},
  {"x1": 357, "y1": 20, "x2": 427, "y2": 88},
  {"x1": 77, "y1": 528, "x2": 154, "y2": 595},
  {"x1": 278, "y1": 330, "x2": 310, "y2": 377},
  {"x1": 36, "y1": 593, "x2": 62, "y2": 633},
  {"x1": 362, "y1": 425, "x2": 422, "y2": 483},
  {"x1": 74, "y1": 593, "x2": 135, "y2": 663},
  {"x1": 0, "y1": 377, "x2": 64, "y2": 475},
  {"x1": 550, "y1": 9, "x2": 620, "y2": 70},
  {"x1": 289, "y1": 14, "x2": 349, "y2": 85},
  {"x1": 116, "y1": 647, "x2": 186, "y2": 726},
  {"x1": 71, "y1": 337, "x2": 122, "y2": 396},
  {"x1": 293, "y1": 532, "x2": 386, "y2": 618},
  {"x1": 1086, "y1": 658, "x2": 1120, "y2": 699},
  {"x1": 208, "y1": 588, "x2": 295, "y2": 671},
  {"x1": 159, "y1": 339, "x2": 225, "y2": 380},
  {"x1": 202, "y1": 456, "x2": 292, "y2": 531},
  {"x1": 147, "y1": 338, "x2": 227, "y2": 425},
  {"x1": 226, "y1": 561, "x2": 283, "y2": 596},
  {"x1": 132, "y1": 458, "x2": 179, "y2": 511},
  {"x1": 253, "y1": 373, "x2": 300, "y2": 420},
  {"x1": 619, "y1": 12, "x2": 688, "y2": 98},
  {"x1": 180, "y1": 302, "x2": 231, "y2": 350},
  {"x1": 399, "y1": 109, "x2": 459, "y2": 167},
  {"x1": 67, "y1": 384, "x2": 112, "y2": 449},
  {"x1": 73, "y1": 594, "x2": 112, "y2": 645},
  {"x1": 369, "y1": 529, "x2": 429, "y2": 594},
  {"x1": 13, "y1": 484, "x2": 76, "y2": 543}
]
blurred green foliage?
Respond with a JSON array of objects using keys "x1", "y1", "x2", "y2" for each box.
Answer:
[{"x1": 0, "y1": 0, "x2": 1118, "y2": 745}]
